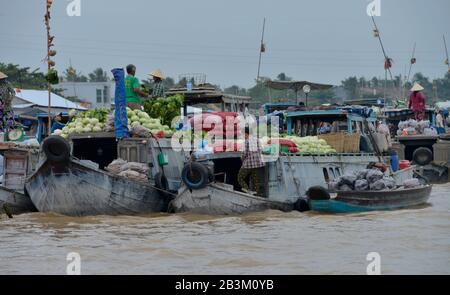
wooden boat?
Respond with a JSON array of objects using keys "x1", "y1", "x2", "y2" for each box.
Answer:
[
  {"x1": 171, "y1": 183, "x2": 293, "y2": 215},
  {"x1": 25, "y1": 158, "x2": 173, "y2": 216},
  {"x1": 308, "y1": 184, "x2": 432, "y2": 213},
  {"x1": 0, "y1": 186, "x2": 37, "y2": 216}
]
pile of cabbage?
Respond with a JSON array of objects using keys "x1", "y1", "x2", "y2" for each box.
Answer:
[
  {"x1": 284, "y1": 135, "x2": 337, "y2": 154},
  {"x1": 127, "y1": 108, "x2": 174, "y2": 137},
  {"x1": 52, "y1": 109, "x2": 109, "y2": 138}
]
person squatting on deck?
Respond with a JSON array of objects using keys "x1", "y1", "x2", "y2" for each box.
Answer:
[
  {"x1": 435, "y1": 109, "x2": 445, "y2": 134},
  {"x1": 238, "y1": 126, "x2": 265, "y2": 196},
  {"x1": 408, "y1": 83, "x2": 426, "y2": 121},
  {"x1": 125, "y1": 64, "x2": 149, "y2": 110},
  {"x1": 0, "y1": 71, "x2": 15, "y2": 132}
]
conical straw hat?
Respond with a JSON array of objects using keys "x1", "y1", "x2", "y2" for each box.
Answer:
[
  {"x1": 149, "y1": 69, "x2": 165, "y2": 79},
  {"x1": 0, "y1": 71, "x2": 8, "y2": 79},
  {"x1": 410, "y1": 82, "x2": 424, "y2": 92}
]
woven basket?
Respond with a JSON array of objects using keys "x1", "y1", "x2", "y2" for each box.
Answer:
[
  {"x1": 343, "y1": 133, "x2": 361, "y2": 153},
  {"x1": 318, "y1": 132, "x2": 345, "y2": 153}
]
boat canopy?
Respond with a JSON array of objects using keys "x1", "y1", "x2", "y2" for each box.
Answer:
[
  {"x1": 167, "y1": 85, "x2": 251, "y2": 115},
  {"x1": 265, "y1": 80, "x2": 333, "y2": 92}
]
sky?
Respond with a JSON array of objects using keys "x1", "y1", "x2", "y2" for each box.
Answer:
[{"x1": 1, "y1": 0, "x2": 449, "y2": 88}]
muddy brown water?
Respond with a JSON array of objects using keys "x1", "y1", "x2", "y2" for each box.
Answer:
[{"x1": 1, "y1": 184, "x2": 449, "y2": 274}]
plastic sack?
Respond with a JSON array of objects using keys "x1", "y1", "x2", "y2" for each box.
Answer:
[
  {"x1": 354, "y1": 179, "x2": 369, "y2": 191},
  {"x1": 403, "y1": 178, "x2": 420, "y2": 188},
  {"x1": 382, "y1": 177, "x2": 396, "y2": 189},
  {"x1": 366, "y1": 169, "x2": 384, "y2": 184},
  {"x1": 369, "y1": 179, "x2": 387, "y2": 191},
  {"x1": 131, "y1": 124, "x2": 152, "y2": 138},
  {"x1": 338, "y1": 174, "x2": 357, "y2": 187},
  {"x1": 120, "y1": 162, "x2": 149, "y2": 174},
  {"x1": 355, "y1": 169, "x2": 370, "y2": 180},
  {"x1": 338, "y1": 184, "x2": 353, "y2": 191},
  {"x1": 105, "y1": 158, "x2": 127, "y2": 174},
  {"x1": 423, "y1": 127, "x2": 438, "y2": 136},
  {"x1": 118, "y1": 169, "x2": 147, "y2": 182}
]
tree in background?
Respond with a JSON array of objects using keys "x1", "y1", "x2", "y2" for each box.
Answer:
[
  {"x1": 341, "y1": 76, "x2": 359, "y2": 100},
  {"x1": 88, "y1": 68, "x2": 109, "y2": 82},
  {"x1": 0, "y1": 62, "x2": 47, "y2": 89},
  {"x1": 63, "y1": 66, "x2": 88, "y2": 82}
]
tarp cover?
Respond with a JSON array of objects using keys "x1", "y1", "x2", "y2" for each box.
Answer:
[
  {"x1": 111, "y1": 68, "x2": 129, "y2": 139},
  {"x1": 265, "y1": 80, "x2": 333, "y2": 91}
]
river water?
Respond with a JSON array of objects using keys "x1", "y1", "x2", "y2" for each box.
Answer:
[{"x1": 1, "y1": 184, "x2": 449, "y2": 275}]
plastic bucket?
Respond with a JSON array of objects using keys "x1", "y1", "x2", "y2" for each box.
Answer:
[{"x1": 399, "y1": 160, "x2": 410, "y2": 170}]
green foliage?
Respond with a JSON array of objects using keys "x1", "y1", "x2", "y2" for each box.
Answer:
[
  {"x1": 143, "y1": 94, "x2": 184, "y2": 126},
  {"x1": 0, "y1": 62, "x2": 47, "y2": 89},
  {"x1": 63, "y1": 66, "x2": 88, "y2": 82},
  {"x1": 88, "y1": 68, "x2": 109, "y2": 82}
]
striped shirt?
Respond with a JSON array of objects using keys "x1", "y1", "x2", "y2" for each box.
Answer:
[{"x1": 242, "y1": 138, "x2": 265, "y2": 169}]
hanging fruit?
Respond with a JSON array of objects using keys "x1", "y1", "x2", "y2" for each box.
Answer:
[
  {"x1": 49, "y1": 50, "x2": 57, "y2": 57},
  {"x1": 410, "y1": 58, "x2": 416, "y2": 64},
  {"x1": 384, "y1": 57, "x2": 393, "y2": 70},
  {"x1": 48, "y1": 60, "x2": 55, "y2": 67},
  {"x1": 45, "y1": 69, "x2": 59, "y2": 84}
]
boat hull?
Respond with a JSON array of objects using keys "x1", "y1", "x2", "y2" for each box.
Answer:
[
  {"x1": 25, "y1": 159, "x2": 172, "y2": 216},
  {"x1": 172, "y1": 183, "x2": 293, "y2": 215},
  {"x1": 0, "y1": 187, "x2": 37, "y2": 215},
  {"x1": 309, "y1": 185, "x2": 432, "y2": 213}
]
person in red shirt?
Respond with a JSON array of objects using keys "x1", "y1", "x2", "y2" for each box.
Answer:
[{"x1": 408, "y1": 83, "x2": 426, "y2": 121}]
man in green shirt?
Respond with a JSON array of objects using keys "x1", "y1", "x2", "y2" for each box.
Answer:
[{"x1": 125, "y1": 64, "x2": 148, "y2": 109}]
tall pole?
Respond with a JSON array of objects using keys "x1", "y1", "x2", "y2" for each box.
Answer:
[
  {"x1": 443, "y1": 35, "x2": 450, "y2": 72},
  {"x1": 256, "y1": 18, "x2": 266, "y2": 81},
  {"x1": 371, "y1": 15, "x2": 393, "y2": 80},
  {"x1": 45, "y1": 0, "x2": 53, "y2": 135}
]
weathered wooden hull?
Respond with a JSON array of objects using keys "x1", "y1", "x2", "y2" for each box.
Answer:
[
  {"x1": 309, "y1": 185, "x2": 432, "y2": 213},
  {"x1": 0, "y1": 186, "x2": 37, "y2": 215},
  {"x1": 24, "y1": 159, "x2": 172, "y2": 216},
  {"x1": 171, "y1": 183, "x2": 293, "y2": 215}
]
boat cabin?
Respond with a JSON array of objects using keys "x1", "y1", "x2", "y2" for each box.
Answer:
[{"x1": 285, "y1": 108, "x2": 377, "y2": 136}]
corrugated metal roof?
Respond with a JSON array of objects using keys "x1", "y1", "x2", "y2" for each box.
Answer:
[{"x1": 14, "y1": 89, "x2": 87, "y2": 110}]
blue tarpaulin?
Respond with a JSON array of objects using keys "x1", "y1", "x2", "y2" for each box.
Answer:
[{"x1": 111, "y1": 68, "x2": 129, "y2": 139}]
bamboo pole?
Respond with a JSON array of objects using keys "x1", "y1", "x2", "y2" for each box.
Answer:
[
  {"x1": 46, "y1": 1, "x2": 52, "y2": 135},
  {"x1": 256, "y1": 18, "x2": 266, "y2": 81}
]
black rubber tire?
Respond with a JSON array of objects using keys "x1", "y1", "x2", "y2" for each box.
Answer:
[
  {"x1": 42, "y1": 135, "x2": 70, "y2": 163},
  {"x1": 154, "y1": 172, "x2": 172, "y2": 198},
  {"x1": 181, "y1": 162, "x2": 210, "y2": 190},
  {"x1": 412, "y1": 147, "x2": 433, "y2": 166},
  {"x1": 306, "y1": 186, "x2": 330, "y2": 201}
]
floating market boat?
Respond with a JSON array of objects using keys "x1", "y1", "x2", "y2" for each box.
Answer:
[
  {"x1": 308, "y1": 184, "x2": 432, "y2": 213},
  {"x1": 24, "y1": 136, "x2": 173, "y2": 216},
  {"x1": 170, "y1": 108, "x2": 416, "y2": 215}
]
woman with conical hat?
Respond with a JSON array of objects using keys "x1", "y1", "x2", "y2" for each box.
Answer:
[
  {"x1": 0, "y1": 71, "x2": 16, "y2": 132},
  {"x1": 408, "y1": 82, "x2": 426, "y2": 121},
  {"x1": 149, "y1": 69, "x2": 166, "y2": 99}
]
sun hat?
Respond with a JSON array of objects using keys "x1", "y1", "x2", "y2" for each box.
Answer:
[
  {"x1": 0, "y1": 71, "x2": 8, "y2": 79},
  {"x1": 149, "y1": 69, "x2": 165, "y2": 80},
  {"x1": 410, "y1": 82, "x2": 424, "y2": 92}
]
